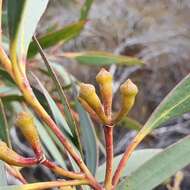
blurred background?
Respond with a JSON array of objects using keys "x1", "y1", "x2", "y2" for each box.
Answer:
[{"x1": 3, "y1": 0, "x2": 190, "y2": 189}]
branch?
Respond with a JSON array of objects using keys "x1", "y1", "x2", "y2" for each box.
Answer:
[
  {"x1": 42, "y1": 159, "x2": 85, "y2": 180},
  {"x1": 12, "y1": 179, "x2": 89, "y2": 190}
]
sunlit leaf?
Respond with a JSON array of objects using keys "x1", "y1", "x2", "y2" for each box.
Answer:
[
  {"x1": 130, "y1": 73, "x2": 190, "y2": 150},
  {"x1": 8, "y1": 0, "x2": 49, "y2": 60}
]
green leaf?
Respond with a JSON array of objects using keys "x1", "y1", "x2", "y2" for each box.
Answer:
[
  {"x1": 32, "y1": 74, "x2": 73, "y2": 138},
  {"x1": 96, "y1": 149, "x2": 161, "y2": 182},
  {"x1": 116, "y1": 73, "x2": 190, "y2": 189},
  {"x1": 0, "y1": 68, "x2": 15, "y2": 84},
  {"x1": 34, "y1": 117, "x2": 67, "y2": 169},
  {"x1": 117, "y1": 135, "x2": 190, "y2": 190},
  {"x1": 135, "y1": 73, "x2": 190, "y2": 141},
  {"x1": 63, "y1": 51, "x2": 143, "y2": 66},
  {"x1": 28, "y1": 20, "x2": 86, "y2": 58},
  {"x1": 80, "y1": 0, "x2": 93, "y2": 20},
  {"x1": 51, "y1": 63, "x2": 72, "y2": 86},
  {"x1": 76, "y1": 101, "x2": 98, "y2": 175},
  {"x1": 0, "y1": 99, "x2": 11, "y2": 147},
  {"x1": 8, "y1": 0, "x2": 49, "y2": 59},
  {"x1": 0, "y1": 69, "x2": 22, "y2": 102},
  {"x1": 0, "y1": 161, "x2": 7, "y2": 186},
  {"x1": 1, "y1": 95, "x2": 23, "y2": 103},
  {"x1": 117, "y1": 117, "x2": 142, "y2": 131}
]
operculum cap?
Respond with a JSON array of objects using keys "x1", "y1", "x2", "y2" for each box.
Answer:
[
  {"x1": 96, "y1": 68, "x2": 112, "y2": 84},
  {"x1": 120, "y1": 79, "x2": 138, "y2": 97},
  {"x1": 96, "y1": 68, "x2": 113, "y2": 117}
]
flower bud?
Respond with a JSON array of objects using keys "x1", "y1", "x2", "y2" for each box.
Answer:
[
  {"x1": 120, "y1": 79, "x2": 138, "y2": 97},
  {"x1": 0, "y1": 140, "x2": 35, "y2": 166},
  {"x1": 16, "y1": 112, "x2": 42, "y2": 158},
  {"x1": 113, "y1": 79, "x2": 138, "y2": 123},
  {"x1": 79, "y1": 83, "x2": 108, "y2": 124},
  {"x1": 96, "y1": 68, "x2": 113, "y2": 117}
]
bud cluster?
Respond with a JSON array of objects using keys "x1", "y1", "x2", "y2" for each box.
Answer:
[{"x1": 78, "y1": 68, "x2": 138, "y2": 126}]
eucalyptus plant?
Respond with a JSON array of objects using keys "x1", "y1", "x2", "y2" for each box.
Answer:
[{"x1": 0, "y1": 1, "x2": 190, "y2": 190}]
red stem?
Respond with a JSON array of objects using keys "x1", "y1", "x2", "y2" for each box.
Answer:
[
  {"x1": 17, "y1": 157, "x2": 38, "y2": 167},
  {"x1": 104, "y1": 126, "x2": 113, "y2": 189},
  {"x1": 42, "y1": 159, "x2": 85, "y2": 180}
]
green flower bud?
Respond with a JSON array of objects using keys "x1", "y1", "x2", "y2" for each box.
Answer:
[
  {"x1": 16, "y1": 112, "x2": 42, "y2": 158},
  {"x1": 0, "y1": 140, "x2": 35, "y2": 166},
  {"x1": 96, "y1": 68, "x2": 113, "y2": 117},
  {"x1": 113, "y1": 79, "x2": 138, "y2": 124},
  {"x1": 79, "y1": 83, "x2": 108, "y2": 124}
]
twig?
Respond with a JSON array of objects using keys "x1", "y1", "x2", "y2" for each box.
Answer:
[
  {"x1": 104, "y1": 126, "x2": 113, "y2": 190},
  {"x1": 9, "y1": 179, "x2": 89, "y2": 190},
  {"x1": 42, "y1": 159, "x2": 85, "y2": 180}
]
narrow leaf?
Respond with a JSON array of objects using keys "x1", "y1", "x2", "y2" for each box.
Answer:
[
  {"x1": 8, "y1": 0, "x2": 49, "y2": 59},
  {"x1": 132, "y1": 73, "x2": 190, "y2": 145},
  {"x1": 96, "y1": 149, "x2": 161, "y2": 182},
  {"x1": 80, "y1": 0, "x2": 93, "y2": 20},
  {"x1": 114, "y1": 73, "x2": 190, "y2": 187},
  {"x1": 76, "y1": 101, "x2": 98, "y2": 175},
  {"x1": 118, "y1": 117, "x2": 142, "y2": 131},
  {"x1": 117, "y1": 135, "x2": 190, "y2": 190},
  {"x1": 51, "y1": 63, "x2": 72, "y2": 86},
  {"x1": 63, "y1": 51, "x2": 143, "y2": 66},
  {"x1": 28, "y1": 20, "x2": 86, "y2": 58}
]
